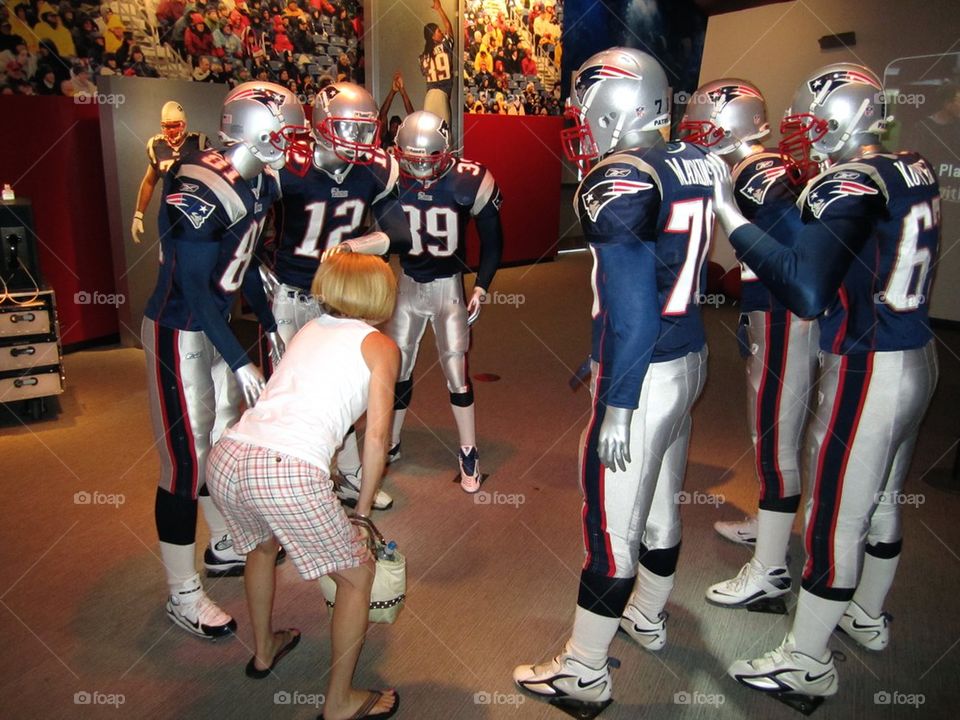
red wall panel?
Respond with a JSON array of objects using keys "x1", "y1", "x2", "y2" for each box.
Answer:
[
  {"x1": 0, "y1": 97, "x2": 117, "y2": 347},
  {"x1": 462, "y1": 114, "x2": 562, "y2": 266}
]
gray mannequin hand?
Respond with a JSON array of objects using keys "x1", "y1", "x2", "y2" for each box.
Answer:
[
  {"x1": 259, "y1": 265, "x2": 282, "y2": 298},
  {"x1": 598, "y1": 405, "x2": 633, "y2": 472},
  {"x1": 266, "y1": 331, "x2": 285, "y2": 368},
  {"x1": 235, "y1": 363, "x2": 266, "y2": 407},
  {"x1": 706, "y1": 153, "x2": 748, "y2": 235}
]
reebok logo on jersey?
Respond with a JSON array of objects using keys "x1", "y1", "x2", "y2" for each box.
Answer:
[
  {"x1": 167, "y1": 192, "x2": 216, "y2": 229},
  {"x1": 807, "y1": 178, "x2": 878, "y2": 218},
  {"x1": 179, "y1": 183, "x2": 199, "y2": 193},
  {"x1": 581, "y1": 179, "x2": 653, "y2": 222},
  {"x1": 604, "y1": 168, "x2": 631, "y2": 178},
  {"x1": 739, "y1": 165, "x2": 787, "y2": 205}
]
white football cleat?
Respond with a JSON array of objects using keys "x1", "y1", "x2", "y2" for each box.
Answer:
[
  {"x1": 728, "y1": 633, "x2": 838, "y2": 697},
  {"x1": 706, "y1": 558, "x2": 791, "y2": 607},
  {"x1": 203, "y1": 533, "x2": 246, "y2": 577},
  {"x1": 386, "y1": 443, "x2": 401, "y2": 464},
  {"x1": 514, "y1": 648, "x2": 612, "y2": 702},
  {"x1": 166, "y1": 574, "x2": 236, "y2": 639},
  {"x1": 619, "y1": 605, "x2": 667, "y2": 652},
  {"x1": 335, "y1": 469, "x2": 394, "y2": 511},
  {"x1": 837, "y1": 601, "x2": 890, "y2": 651},
  {"x1": 714, "y1": 516, "x2": 758, "y2": 546},
  {"x1": 458, "y1": 447, "x2": 481, "y2": 494}
]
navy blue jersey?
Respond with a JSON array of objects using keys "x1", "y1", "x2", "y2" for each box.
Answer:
[
  {"x1": 798, "y1": 152, "x2": 939, "y2": 354},
  {"x1": 147, "y1": 132, "x2": 209, "y2": 175},
  {"x1": 144, "y1": 148, "x2": 280, "y2": 369},
  {"x1": 576, "y1": 141, "x2": 714, "y2": 409},
  {"x1": 731, "y1": 151, "x2": 804, "y2": 313},
  {"x1": 395, "y1": 157, "x2": 503, "y2": 289},
  {"x1": 272, "y1": 149, "x2": 400, "y2": 289},
  {"x1": 421, "y1": 35, "x2": 454, "y2": 95}
]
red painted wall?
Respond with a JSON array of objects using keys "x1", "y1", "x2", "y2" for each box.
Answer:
[
  {"x1": 463, "y1": 114, "x2": 563, "y2": 266},
  {"x1": 0, "y1": 97, "x2": 117, "y2": 347}
]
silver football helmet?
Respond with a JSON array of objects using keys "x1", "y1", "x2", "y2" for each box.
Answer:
[
  {"x1": 219, "y1": 81, "x2": 308, "y2": 176},
  {"x1": 679, "y1": 78, "x2": 768, "y2": 155},
  {"x1": 393, "y1": 111, "x2": 453, "y2": 180},
  {"x1": 312, "y1": 82, "x2": 381, "y2": 167},
  {"x1": 562, "y1": 47, "x2": 670, "y2": 171},
  {"x1": 781, "y1": 63, "x2": 888, "y2": 176}
]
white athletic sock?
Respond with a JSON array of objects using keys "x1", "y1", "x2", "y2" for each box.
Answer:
[
  {"x1": 391, "y1": 409, "x2": 407, "y2": 448},
  {"x1": 159, "y1": 542, "x2": 198, "y2": 594},
  {"x1": 198, "y1": 495, "x2": 228, "y2": 543},
  {"x1": 627, "y1": 564, "x2": 674, "y2": 618},
  {"x1": 337, "y1": 428, "x2": 362, "y2": 476},
  {"x1": 791, "y1": 588, "x2": 846, "y2": 659},
  {"x1": 451, "y1": 402, "x2": 476, "y2": 449},
  {"x1": 754, "y1": 508, "x2": 795, "y2": 567},
  {"x1": 568, "y1": 606, "x2": 619, "y2": 667},
  {"x1": 852, "y1": 552, "x2": 900, "y2": 618}
]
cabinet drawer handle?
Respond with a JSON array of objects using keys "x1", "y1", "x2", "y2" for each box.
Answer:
[
  {"x1": 10, "y1": 313, "x2": 36, "y2": 324},
  {"x1": 14, "y1": 377, "x2": 40, "y2": 388},
  {"x1": 11, "y1": 346, "x2": 36, "y2": 357}
]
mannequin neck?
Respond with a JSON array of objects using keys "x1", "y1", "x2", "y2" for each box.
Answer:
[
  {"x1": 613, "y1": 129, "x2": 665, "y2": 154},
  {"x1": 313, "y1": 142, "x2": 350, "y2": 180},
  {"x1": 726, "y1": 140, "x2": 765, "y2": 166},
  {"x1": 223, "y1": 143, "x2": 265, "y2": 180},
  {"x1": 830, "y1": 133, "x2": 884, "y2": 164}
]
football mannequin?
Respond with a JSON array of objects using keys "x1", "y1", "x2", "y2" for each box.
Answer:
[
  {"x1": 390, "y1": 111, "x2": 501, "y2": 492},
  {"x1": 141, "y1": 82, "x2": 304, "y2": 638},
  {"x1": 713, "y1": 63, "x2": 939, "y2": 702},
  {"x1": 132, "y1": 101, "x2": 210, "y2": 243},
  {"x1": 264, "y1": 82, "x2": 411, "y2": 510},
  {"x1": 329, "y1": 110, "x2": 503, "y2": 492},
  {"x1": 680, "y1": 80, "x2": 819, "y2": 609},
  {"x1": 514, "y1": 48, "x2": 711, "y2": 706}
]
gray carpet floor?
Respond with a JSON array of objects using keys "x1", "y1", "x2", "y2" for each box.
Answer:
[{"x1": 2, "y1": 251, "x2": 959, "y2": 719}]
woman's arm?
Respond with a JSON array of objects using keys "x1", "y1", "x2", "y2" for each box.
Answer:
[{"x1": 357, "y1": 332, "x2": 400, "y2": 516}]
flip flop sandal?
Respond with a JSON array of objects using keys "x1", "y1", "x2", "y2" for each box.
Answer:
[
  {"x1": 245, "y1": 628, "x2": 301, "y2": 679},
  {"x1": 318, "y1": 689, "x2": 400, "y2": 719}
]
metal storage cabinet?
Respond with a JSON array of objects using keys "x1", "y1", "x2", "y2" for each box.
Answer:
[{"x1": 0, "y1": 288, "x2": 65, "y2": 419}]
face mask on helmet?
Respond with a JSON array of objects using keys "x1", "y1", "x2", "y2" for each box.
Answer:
[
  {"x1": 314, "y1": 115, "x2": 381, "y2": 165},
  {"x1": 560, "y1": 104, "x2": 599, "y2": 173},
  {"x1": 162, "y1": 120, "x2": 187, "y2": 147},
  {"x1": 393, "y1": 111, "x2": 452, "y2": 180},
  {"x1": 778, "y1": 112, "x2": 829, "y2": 183},
  {"x1": 677, "y1": 119, "x2": 726, "y2": 148}
]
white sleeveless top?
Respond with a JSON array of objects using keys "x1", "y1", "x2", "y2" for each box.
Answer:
[{"x1": 228, "y1": 315, "x2": 377, "y2": 474}]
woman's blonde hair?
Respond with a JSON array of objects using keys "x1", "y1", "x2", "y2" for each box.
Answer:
[{"x1": 311, "y1": 253, "x2": 397, "y2": 324}]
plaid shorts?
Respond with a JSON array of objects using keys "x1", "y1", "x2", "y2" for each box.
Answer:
[{"x1": 206, "y1": 437, "x2": 367, "y2": 580}]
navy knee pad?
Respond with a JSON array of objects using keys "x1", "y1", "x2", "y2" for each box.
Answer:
[
  {"x1": 639, "y1": 543, "x2": 681, "y2": 577},
  {"x1": 155, "y1": 487, "x2": 198, "y2": 545},
  {"x1": 450, "y1": 387, "x2": 474, "y2": 407},
  {"x1": 577, "y1": 568, "x2": 635, "y2": 618},
  {"x1": 394, "y1": 378, "x2": 413, "y2": 410}
]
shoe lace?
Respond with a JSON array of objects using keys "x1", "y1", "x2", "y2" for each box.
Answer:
[{"x1": 728, "y1": 562, "x2": 755, "y2": 592}]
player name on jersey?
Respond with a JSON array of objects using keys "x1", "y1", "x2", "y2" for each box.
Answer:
[
  {"x1": 664, "y1": 156, "x2": 715, "y2": 186},
  {"x1": 895, "y1": 158, "x2": 937, "y2": 188}
]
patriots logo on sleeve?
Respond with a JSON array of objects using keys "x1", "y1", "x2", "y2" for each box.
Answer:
[
  {"x1": 806, "y1": 177, "x2": 878, "y2": 218},
  {"x1": 707, "y1": 84, "x2": 763, "y2": 112},
  {"x1": 739, "y1": 165, "x2": 787, "y2": 205},
  {"x1": 167, "y1": 192, "x2": 216, "y2": 229},
  {"x1": 581, "y1": 179, "x2": 654, "y2": 222}
]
